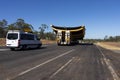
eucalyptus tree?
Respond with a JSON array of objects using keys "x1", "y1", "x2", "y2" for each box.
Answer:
[
  {"x1": 0, "y1": 19, "x2": 8, "y2": 38},
  {"x1": 39, "y1": 24, "x2": 48, "y2": 39},
  {"x1": 8, "y1": 18, "x2": 34, "y2": 33},
  {"x1": 0, "y1": 19, "x2": 7, "y2": 28}
]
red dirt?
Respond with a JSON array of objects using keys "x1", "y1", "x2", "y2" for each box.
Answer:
[
  {"x1": 96, "y1": 42, "x2": 120, "y2": 50},
  {"x1": 102, "y1": 42, "x2": 120, "y2": 47},
  {"x1": 0, "y1": 38, "x2": 6, "y2": 46}
]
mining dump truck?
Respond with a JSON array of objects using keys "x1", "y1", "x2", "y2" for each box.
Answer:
[{"x1": 51, "y1": 25, "x2": 85, "y2": 45}]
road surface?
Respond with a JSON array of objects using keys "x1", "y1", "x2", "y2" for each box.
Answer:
[{"x1": 0, "y1": 44, "x2": 120, "y2": 80}]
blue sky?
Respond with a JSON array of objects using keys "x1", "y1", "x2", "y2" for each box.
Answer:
[{"x1": 0, "y1": 0, "x2": 120, "y2": 39}]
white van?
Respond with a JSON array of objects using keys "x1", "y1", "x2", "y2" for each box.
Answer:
[{"x1": 6, "y1": 30, "x2": 42, "y2": 50}]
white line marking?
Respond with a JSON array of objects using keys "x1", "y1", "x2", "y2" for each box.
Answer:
[
  {"x1": 19, "y1": 49, "x2": 74, "y2": 76},
  {"x1": 8, "y1": 49, "x2": 74, "y2": 80},
  {"x1": 96, "y1": 45, "x2": 120, "y2": 80},
  {"x1": 50, "y1": 57, "x2": 74, "y2": 78},
  {"x1": 78, "y1": 58, "x2": 81, "y2": 61},
  {"x1": 42, "y1": 45, "x2": 48, "y2": 47},
  {"x1": 0, "y1": 49, "x2": 9, "y2": 51},
  {"x1": 101, "y1": 58, "x2": 105, "y2": 66}
]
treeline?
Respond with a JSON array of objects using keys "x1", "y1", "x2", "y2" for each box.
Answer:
[
  {"x1": 0, "y1": 19, "x2": 7, "y2": 38},
  {"x1": 84, "y1": 36, "x2": 120, "y2": 43},
  {"x1": 104, "y1": 36, "x2": 120, "y2": 42},
  {"x1": 0, "y1": 19, "x2": 56, "y2": 40}
]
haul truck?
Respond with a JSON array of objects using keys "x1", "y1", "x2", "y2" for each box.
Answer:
[{"x1": 51, "y1": 25, "x2": 85, "y2": 45}]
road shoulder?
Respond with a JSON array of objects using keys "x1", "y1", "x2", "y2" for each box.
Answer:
[{"x1": 95, "y1": 42, "x2": 120, "y2": 53}]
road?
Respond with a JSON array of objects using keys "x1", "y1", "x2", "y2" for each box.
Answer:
[{"x1": 0, "y1": 44, "x2": 120, "y2": 80}]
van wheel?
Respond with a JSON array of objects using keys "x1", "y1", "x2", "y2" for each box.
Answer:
[
  {"x1": 10, "y1": 48, "x2": 15, "y2": 51},
  {"x1": 24, "y1": 45, "x2": 27, "y2": 49},
  {"x1": 37, "y1": 44, "x2": 42, "y2": 48},
  {"x1": 22, "y1": 45, "x2": 27, "y2": 50}
]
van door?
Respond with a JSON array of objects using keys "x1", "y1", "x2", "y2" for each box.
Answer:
[{"x1": 6, "y1": 33, "x2": 19, "y2": 47}]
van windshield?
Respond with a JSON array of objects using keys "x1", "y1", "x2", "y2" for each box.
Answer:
[{"x1": 7, "y1": 33, "x2": 18, "y2": 40}]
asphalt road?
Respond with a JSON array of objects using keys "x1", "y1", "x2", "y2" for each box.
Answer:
[{"x1": 0, "y1": 44, "x2": 120, "y2": 80}]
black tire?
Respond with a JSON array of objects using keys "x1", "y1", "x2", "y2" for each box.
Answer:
[
  {"x1": 57, "y1": 43, "x2": 61, "y2": 46},
  {"x1": 10, "y1": 48, "x2": 15, "y2": 51},
  {"x1": 37, "y1": 44, "x2": 42, "y2": 49},
  {"x1": 22, "y1": 45, "x2": 27, "y2": 50}
]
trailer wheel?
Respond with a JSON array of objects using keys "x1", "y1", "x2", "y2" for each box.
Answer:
[{"x1": 57, "y1": 43, "x2": 61, "y2": 46}]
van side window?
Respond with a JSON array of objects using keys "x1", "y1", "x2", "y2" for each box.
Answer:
[
  {"x1": 20, "y1": 34, "x2": 25, "y2": 40},
  {"x1": 28, "y1": 34, "x2": 34, "y2": 40},
  {"x1": 20, "y1": 34, "x2": 34, "y2": 40}
]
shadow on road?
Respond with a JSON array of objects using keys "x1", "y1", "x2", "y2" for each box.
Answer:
[
  {"x1": 78, "y1": 43, "x2": 94, "y2": 45},
  {"x1": 57, "y1": 43, "x2": 94, "y2": 46},
  {"x1": 11, "y1": 46, "x2": 47, "y2": 51}
]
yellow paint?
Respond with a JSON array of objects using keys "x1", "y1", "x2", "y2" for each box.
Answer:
[
  {"x1": 52, "y1": 27, "x2": 84, "y2": 32},
  {"x1": 23, "y1": 28, "x2": 32, "y2": 32}
]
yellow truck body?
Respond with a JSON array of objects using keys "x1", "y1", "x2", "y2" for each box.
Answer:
[{"x1": 51, "y1": 25, "x2": 85, "y2": 45}]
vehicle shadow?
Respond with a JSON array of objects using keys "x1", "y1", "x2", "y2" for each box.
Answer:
[
  {"x1": 57, "y1": 43, "x2": 94, "y2": 46},
  {"x1": 78, "y1": 43, "x2": 94, "y2": 45},
  {"x1": 13, "y1": 46, "x2": 47, "y2": 51}
]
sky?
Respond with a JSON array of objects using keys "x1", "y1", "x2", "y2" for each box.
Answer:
[{"x1": 0, "y1": 0, "x2": 120, "y2": 39}]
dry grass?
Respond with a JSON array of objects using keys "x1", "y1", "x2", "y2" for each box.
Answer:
[
  {"x1": 0, "y1": 38, "x2": 6, "y2": 46},
  {"x1": 96, "y1": 42, "x2": 120, "y2": 50},
  {"x1": 41, "y1": 39, "x2": 56, "y2": 44}
]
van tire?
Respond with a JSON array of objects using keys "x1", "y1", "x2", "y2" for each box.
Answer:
[
  {"x1": 22, "y1": 45, "x2": 27, "y2": 50},
  {"x1": 37, "y1": 44, "x2": 42, "y2": 49},
  {"x1": 10, "y1": 48, "x2": 15, "y2": 51}
]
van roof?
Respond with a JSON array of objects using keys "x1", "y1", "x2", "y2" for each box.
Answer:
[
  {"x1": 8, "y1": 30, "x2": 23, "y2": 32},
  {"x1": 8, "y1": 30, "x2": 35, "y2": 35},
  {"x1": 8, "y1": 30, "x2": 31, "y2": 33}
]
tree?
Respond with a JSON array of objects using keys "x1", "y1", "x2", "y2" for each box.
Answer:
[
  {"x1": 0, "y1": 19, "x2": 8, "y2": 38},
  {"x1": 104, "y1": 35, "x2": 108, "y2": 41},
  {"x1": 39, "y1": 24, "x2": 48, "y2": 39},
  {"x1": 115, "y1": 36, "x2": 120, "y2": 41},
  {"x1": 109, "y1": 36, "x2": 114, "y2": 41},
  {"x1": 15, "y1": 18, "x2": 25, "y2": 30},
  {"x1": 45, "y1": 32, "x2": 56, "y2": 40},
  {"x1": 0, "y1": 27, "x2": 4, "y2": 38},
  {"x1": 7, "y1": 18, "x2": 34, "y2": 33},
  {"x1": 8, "y1": 23, "x2": 19, "y2": 30},
  {"x1": 0, "y1": 19, "x2": 7, "y2": 28},
  {"x1": 2, "y1": 19, "x2": 7, "y2": 27}
]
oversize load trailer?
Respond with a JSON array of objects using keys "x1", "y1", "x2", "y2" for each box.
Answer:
[{"x1": 51, "y1": 25, "x2": 85, "y2": 45}]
